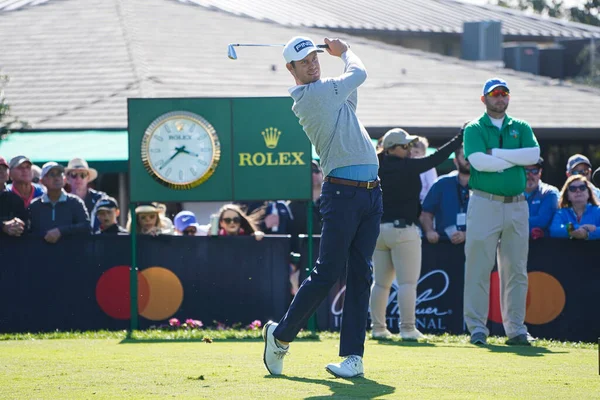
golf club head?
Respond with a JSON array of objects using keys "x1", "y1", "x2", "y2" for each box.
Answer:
[{"x1": 227, "y1": 44, "x2": 237, "y2": 60}]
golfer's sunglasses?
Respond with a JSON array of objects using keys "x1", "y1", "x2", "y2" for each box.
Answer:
[{"x1": 487, "y1": 89, "x2": 510, "y2": 97}]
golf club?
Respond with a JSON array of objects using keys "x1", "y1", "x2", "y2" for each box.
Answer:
[{"x1": 227, "y1": 43, "x2": 329, "y2": 60}]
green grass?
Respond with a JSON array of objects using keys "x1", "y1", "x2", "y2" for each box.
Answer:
[{"x1": 0, "y1": 331, "x2": 598, "y2": 399}]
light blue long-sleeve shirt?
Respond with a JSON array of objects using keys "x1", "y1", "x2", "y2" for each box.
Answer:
[
  {"x1": 288, "y1": 50, "x2": 378, "y2": 179},
  {"x1": 549, "y1": 204, "x2": 600, "y2": 239},
  {"x1": 525, "y1": 181, "x2": 559, "y2": 234}
]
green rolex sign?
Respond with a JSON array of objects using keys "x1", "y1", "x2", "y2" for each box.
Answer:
[{"x1": 128, "y1": 97, "x2": 312, "y2": 202}]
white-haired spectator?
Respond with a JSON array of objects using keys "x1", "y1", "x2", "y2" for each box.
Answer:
[
  {"x1": 31, "y1": 164, "x2": 42, "y2": 184},
  {"x1": 7, "y1": 155, "x2": 45, "y2": 208},
  {"x1": 29, "y1": 162, "x2": 91, "y2": 243}
]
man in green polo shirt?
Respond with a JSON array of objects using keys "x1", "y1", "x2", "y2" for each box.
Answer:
[{"x1": 463, "y1": 77, "x2": 540, "y2": 346}]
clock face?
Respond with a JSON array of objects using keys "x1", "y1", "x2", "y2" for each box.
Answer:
[{"x1": 141, "y1": 111, "x2": 221, "y2": 189}]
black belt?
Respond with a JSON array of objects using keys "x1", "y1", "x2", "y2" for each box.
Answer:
[
  {"x1": 324, "y1": 176, "x2": 380, "y2": 189},
  {"x1": 381, "y1": 218, "x2": 415, "y2": 228}
]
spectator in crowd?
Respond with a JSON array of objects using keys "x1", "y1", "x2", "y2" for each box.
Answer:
[
  {"x1": 463, "y1": 77, "x2": 539, "y2": 346},
  {"x1": 31, "y1": 164, "x2": 42, "y2": 184},
  {"x1": 370, "y1": 126, "x2": 462, "y2": 341},
  {"x1": 287, "y1": 160, "x2": 324, "y2": 294},
  {"x1": 210, "y1": 204, "x2": 264, "y2": 241},
  {"x1": 0, "y1": 156, "x2": 27, "y2": 238},
  {"x1": 174, "y1": 210, "x2": 203, "y2": 236},
  {"x1": 594, "y1": 167, "x2": 600, "y2": 186},
  {"x1": 549, "y1": 175, "x2": 600, "y2": 240},
  {"x1": 29, "y1": 162, "x2": 91, "y2": 243},
  {"x1": 94, "y1": 197, "x2": 127, "y2": 235},
  {"x1": 566, "y1": 154, "x2": 600, "y2": 199},
  {"x1": 411, "y1": 136, "x2": 438, "y2": 203},
  {"x1": 524, "y1": 157, "x2": 559, "y2": 240},
  {"x1": 65, "y1": 158, "x2": 107, "y2": 231},
  {"x1": 8, "y1": 155, "x2": 45, "y2": 208},
  {"x1": 420, "y1": 145, "x2": 470, "y2": 244},
  {"x1": 257, "y1": 200, "x2": 293, "y2": 234},
  {"x1": 127, "y1": 203, "x2": 169, "y2": 236}
]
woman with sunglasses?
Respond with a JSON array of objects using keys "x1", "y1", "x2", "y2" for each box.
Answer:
[
  {"x1": 549, "y1": 175, "x2": 600, "y2": 240},
  {"x1": 370, "y1": 126, "x2": 463, "y2": 340},
  {"x1": 212, "y1": 204, "x2": 264, "y2": 241}
]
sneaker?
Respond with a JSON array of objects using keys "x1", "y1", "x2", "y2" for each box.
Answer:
[
  {"x1": 506, "y1": 333, "x2": 536, "y2": 346},
  {"x1": 371, "y1": 329, "x2": 393, "y2": 340},
  {"x1": 326, "y1": 355, "x2": 364, "y2": 378},
  {"x1": 262, "y1": 321, "x2": 288, "y2": 375},
  {"x1": 470, "y1": 332, "x2": 487, "y2": 345},
  {"x1": 400, "y1": 329, "x2": 425, "y2": 341}
]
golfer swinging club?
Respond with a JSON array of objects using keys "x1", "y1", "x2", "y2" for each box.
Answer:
[{"x1": 262, "y1": 36, "x2": 382, "y2": 378}]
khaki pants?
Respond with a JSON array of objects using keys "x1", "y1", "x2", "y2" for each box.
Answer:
[
  {"x1": 370, "y1": 223, "x2": 421, "y2": 333},
  {"x1": 464, "y1": 194, "x2": 529, "y2": 338}
]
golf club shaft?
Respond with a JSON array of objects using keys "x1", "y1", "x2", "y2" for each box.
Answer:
[{"x1": 230, "y1": 44, "x2": 329, "y2": 48}]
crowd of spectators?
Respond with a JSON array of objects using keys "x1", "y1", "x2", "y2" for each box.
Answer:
[{"x1": 1, "y1": 150, "x2": 599, "y2": 246}]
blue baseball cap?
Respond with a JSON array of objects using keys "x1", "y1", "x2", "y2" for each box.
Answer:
[
  {"x1": 174, "y1": 211, "x2": 200, "y2": 232},
  {"x1": 483, "y1": 77, "x2": 509, "y2": 95}
]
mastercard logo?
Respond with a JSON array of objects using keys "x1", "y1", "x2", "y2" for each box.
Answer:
[
  {"x1": 489, "y1": 271, "x2": 566, "y2": 325},
  {"x1": 96, "y1": 266, "x2": 183, "y2": 321}
]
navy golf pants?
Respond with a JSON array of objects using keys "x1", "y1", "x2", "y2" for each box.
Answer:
[{"x1": 274, "y1": 180, "x2": 383, "y2": 357}]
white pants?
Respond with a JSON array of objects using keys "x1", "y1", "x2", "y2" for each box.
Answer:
[{"x1": 370, "y1": 223, "x2": 422, "y2": 333}]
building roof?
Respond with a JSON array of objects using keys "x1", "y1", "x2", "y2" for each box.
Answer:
[
  {"x1": 179, "y1": 0, "x2": 600, "y2": 39},
  {"x1": 0, "y1": 0, "x2": 599, "y2": 135}
]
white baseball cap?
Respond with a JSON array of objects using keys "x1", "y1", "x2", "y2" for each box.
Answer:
[{"x1": 283, "y1": 36, "x2": 324, "y2": 63}]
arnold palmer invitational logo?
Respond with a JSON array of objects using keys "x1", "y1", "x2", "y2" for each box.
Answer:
[
  {"x1": 331, "y1": 269, "x2": 453, "y2": 331},
  {"x1": 238, "y1": 127, "x2": 306, "y2": 167}
]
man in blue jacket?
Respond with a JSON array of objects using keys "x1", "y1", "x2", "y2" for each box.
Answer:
[
  {"x1": 29, "y1": 162, "x2": 90, "y2": 243},
  {"x1": 524, "y1": 157, "x2": 559, "y2": 239}
]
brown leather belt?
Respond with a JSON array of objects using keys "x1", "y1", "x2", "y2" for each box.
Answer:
[
  {"x1": 324, "y1": 176, "x2": 380, "y2": 189},
  {"x1": 472, "y1": 189, "x2": 525, "y2": 203}
]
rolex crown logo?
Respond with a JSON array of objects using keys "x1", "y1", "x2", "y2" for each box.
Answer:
[
  {"x1": 261, "y1": 127, "x2": 282, "y2": 149},
  {"x1": 175, "y1": 121, "x2": 185, "y2": 132}
]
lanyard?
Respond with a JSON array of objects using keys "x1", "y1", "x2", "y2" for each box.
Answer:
[{"x1": 456, "y1": 178, "x2": 469, "y2": 213}]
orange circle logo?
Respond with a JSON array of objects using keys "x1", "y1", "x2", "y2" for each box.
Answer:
[
  {"x1": 96, "y1": 265, "x2": 183, "y2": 321},
  {"x1": 525, "y1": 272, "x2": 565, "y2": 324},
  {"x1": 488, "y1": 271, "x2": 565, "y2": 325}
]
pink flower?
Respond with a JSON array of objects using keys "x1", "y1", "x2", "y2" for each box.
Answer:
[
  {"x1": 185, "y1": 319, "x2": 203, "y2": 328},
  {"x1": 247, "y1": 320, "x2": 262, "y2": 330},
  {"x1": 169, "y1": 318, "x2": 180, "y2": 327},
  {"x1": 215, "y1": 321, "x2": 226, "y2": 330}
]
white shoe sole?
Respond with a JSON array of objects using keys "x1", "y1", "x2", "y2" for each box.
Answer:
[
  {"x1": 325, "y1": 366, "x2": 364, "y2": 379},
  {"x1": 262, "y1": 321, "x2": 278, "y2": 375}
]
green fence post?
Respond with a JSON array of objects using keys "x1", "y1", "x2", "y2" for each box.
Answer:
[{"x1": 129, "y1": 203, "x2": 139, "y2": 334}]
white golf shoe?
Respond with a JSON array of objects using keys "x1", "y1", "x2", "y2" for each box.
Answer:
[
  {"x1": 371, "y1": 329, "x2": 393, "y2": 340},
  {"x1": 262, "y1": 321, "x2": 288, "y2": 375},
  {"x1": 325, "y1": 355, "x2": 364, "y2": 378},
  {"x1": 400, "y1": 328, "x2": 426, "y2": 341}
]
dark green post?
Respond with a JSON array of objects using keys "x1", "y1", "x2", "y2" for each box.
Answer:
[{"x1": 129, "y1": 203, "x2": 139, "y2": 333}]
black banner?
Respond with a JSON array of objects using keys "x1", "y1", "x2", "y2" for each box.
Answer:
[{"x1": 0, "y1": 236, "x2": 291, "y2": 333}]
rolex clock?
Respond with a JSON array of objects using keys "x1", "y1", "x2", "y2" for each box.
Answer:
[{"x1": 141, "y1": 111, "x2": 221, "y2": 189}]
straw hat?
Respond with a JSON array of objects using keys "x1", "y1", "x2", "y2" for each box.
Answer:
[{"x1": 65, "y1": 158, "x2": 98, "y2": 182}]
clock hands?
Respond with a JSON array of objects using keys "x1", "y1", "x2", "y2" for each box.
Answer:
[
  {"x1": 159, "y1": 146, "x2": 200, "y2": 170},
  {"x1": 159, "y1": 146, "x2": 185, "y2": 170},
  {"x1": 180, "y1": 147, "x2": 200, "y2": 158}
]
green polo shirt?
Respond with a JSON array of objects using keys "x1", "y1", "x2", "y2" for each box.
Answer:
[{"x1": 464, "y1": 113, "x2": 539, "y2": 196}]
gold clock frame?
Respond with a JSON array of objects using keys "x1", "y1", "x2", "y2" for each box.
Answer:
[{"x1": 140, "y1": 111, "x2": 221, "y2": 190}]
